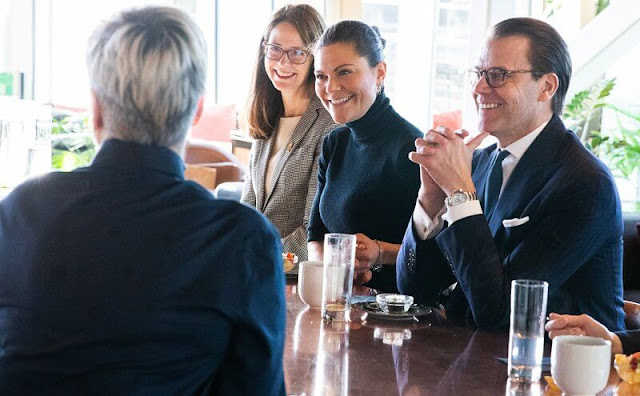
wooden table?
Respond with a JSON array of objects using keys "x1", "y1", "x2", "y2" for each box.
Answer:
[{"x1": 283, "y1": 280, "x2": 622, "y2": 395}]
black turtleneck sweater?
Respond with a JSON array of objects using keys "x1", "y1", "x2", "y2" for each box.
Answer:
[{"x1": 308, "y1": 92, "x2": 422, "y2": 292}]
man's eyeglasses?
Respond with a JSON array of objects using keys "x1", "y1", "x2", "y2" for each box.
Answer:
[
  {"x1": 264, "y1": 44, "x2": 310, "y2": 65},
  {"x1": 468, "y1": 68, "x2": 543, "y2": 88}
]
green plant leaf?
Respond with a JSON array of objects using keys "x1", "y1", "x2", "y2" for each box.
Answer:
[
  {"x1": 563, "y1": 76, "x2": 640, "y2": 180},
  {"x1": 50, "y1": 110, "x2": 95, "y2": 171},
  {"x1": 596, "y1": 0, "x2": 610, "y2": 15},
  {"x1": 607, "y1": 104, "x2": 640, "y2": 122},
  {"x1": 597, "y1": 78, "x2": 615, "y2": 98}
]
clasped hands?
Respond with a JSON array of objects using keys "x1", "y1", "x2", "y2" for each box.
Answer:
[
  {"x1": 409, "y1": 125, "x2": 489, "y2": 217},
  {"x1": 353, "y1": 233, "x2": 378, "y2": 285}
]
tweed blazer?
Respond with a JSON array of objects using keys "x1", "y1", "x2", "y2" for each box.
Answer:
[{"x1": 242, "y1": 97, "x2": 338, "y2": 261}]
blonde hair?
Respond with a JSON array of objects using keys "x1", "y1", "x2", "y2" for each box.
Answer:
[{"x1": 87, "y1": 6, "x2": 207, "y2": 146}]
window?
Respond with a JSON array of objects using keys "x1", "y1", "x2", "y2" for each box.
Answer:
[
  {"x1": 33, "y1": 0, "x2": 214, "y2": 109},
  {"x1": 536, "y1": 0, "x2": 640, "y2": 210},
  {"x1": 362, "y1": 0, "x2": 472, "y2": 131},
  {"x1": 29, "y1": 1, "x2": 326, "y2": 110},
  {"x1": 217, "y1": 0, "x2": 325, "y2": 107},
  {"x1": 0, "y1": 0, "x2": 32, "y2": 99},
  {"x1": 431, "y1": 0, "x2": 471, "y2": 128},
  {"x1": 596, "y1": 41, "x2": 640, "y2": 211}
]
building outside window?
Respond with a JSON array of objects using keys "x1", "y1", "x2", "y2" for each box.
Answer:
[{"x1": 362, "y1": 0, "x2": 473, "y2": 132}]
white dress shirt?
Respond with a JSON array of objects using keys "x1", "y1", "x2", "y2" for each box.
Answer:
[
  {"x1": 265, "y1": 115, "x2": 301, "y2": 194},
  {"x1": 413, "y1": 119, "x2": 551, "y2": 240}
]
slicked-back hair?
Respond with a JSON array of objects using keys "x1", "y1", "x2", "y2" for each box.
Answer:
[
  {"x1": 244, "y1": 4, "x2": 325, "y2": 140},
  {"x1": 87, "y1": 6, "x2": 207, "y2": 147},
  {"x1": 489, "y1": 17, "x2": 571, "y2": 116},
  {"x1": 315, "y1": 20, "x2": 386, "y2": 68}
]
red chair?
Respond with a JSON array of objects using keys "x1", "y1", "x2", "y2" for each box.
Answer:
[
  {"x1": 190, "y1": 102, "x2": 236, "y2": 142},
  {"x1": 184, "y1": 139, "x2": 245, "y2": 188}
]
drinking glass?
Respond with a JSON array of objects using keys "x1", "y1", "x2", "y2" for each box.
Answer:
[
  {"x1": 505, "y1": 378, "x2": 543, "y2": 396},
  {"x1": 321, "y1": 233, "x2": 356, "y2": 322},
  {"x1": 508, "y1": 279, "x2": 548, "y2": 382},
  {"x1": 27, "y1": 104, "x2": 52, "y2": 176}
]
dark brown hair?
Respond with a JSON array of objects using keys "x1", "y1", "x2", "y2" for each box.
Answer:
[
  {"x1": 243, "y1": 4, "x2": 325, "y2": 140},
  {"x1": 489, "y1": 17, "x2": 572, "y2": 116},
  {"x1": 315, "y1": 20, "x2": 386, "y2": 67}
]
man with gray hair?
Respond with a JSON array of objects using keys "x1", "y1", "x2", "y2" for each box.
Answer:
[{"x1": 0, "y1": 7, "x2": 285, "y2": 395}]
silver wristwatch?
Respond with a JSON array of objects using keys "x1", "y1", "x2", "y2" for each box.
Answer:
[
  {"x1": 445, "y1": 189, "x2": 478, "y2": 207},
  {"x1": 371, "y1": 239, "x2": 384, "y2": 272}
]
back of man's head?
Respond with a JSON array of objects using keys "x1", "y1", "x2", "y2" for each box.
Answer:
[
  {"x1": 489, "y1": 17, "x2": 571, "y2": 116},
  {"x1": 87, "y1": 6, "x2": 207, "y2": 147}
]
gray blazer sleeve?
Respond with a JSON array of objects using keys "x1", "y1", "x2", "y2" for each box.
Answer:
[
  {"x1": 281, "y1": 126, "x2": 326, "y2": 259},
  {"x1": 241, "y1": 145, "x2": 257, "y2": 207}
]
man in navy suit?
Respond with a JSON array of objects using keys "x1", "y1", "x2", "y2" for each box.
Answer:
[
  {"x1": 397, "y1": 17, "x2": 625, "y2": 331},
  {"x1": 0, "y1": 7, "x2": 285, "y2": 395}
]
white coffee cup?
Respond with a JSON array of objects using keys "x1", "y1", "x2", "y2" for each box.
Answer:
[
  {"x1": 298, "y1": 261, "x2": 323, "y2": 309},
  {"x1": 551, "y1": 335, "x2": 611, "y2": 396}
]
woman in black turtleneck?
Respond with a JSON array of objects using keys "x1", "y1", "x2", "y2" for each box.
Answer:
[{"x1": 308, "y1": 20, "x2": 422, "y2": 292}]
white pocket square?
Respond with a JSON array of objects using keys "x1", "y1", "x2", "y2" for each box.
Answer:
[{"x1": 502, "y1": 216, "x2": 530, "y2": 228}]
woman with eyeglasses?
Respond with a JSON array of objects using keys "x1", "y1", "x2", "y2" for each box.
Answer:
[
  {"x1": 307, "y1": 21, "x2": 422, "y2": 292},
  {"x1": 242, "y1": 4, "x2": 337, "y2": 261}
]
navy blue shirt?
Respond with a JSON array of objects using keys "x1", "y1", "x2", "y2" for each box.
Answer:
[
  {"x1": 308, "y1": 92, "x2": 422, "y2": 292},
  {"x1": 0, "y1": 139, "x2": 286, "y2": 395}
]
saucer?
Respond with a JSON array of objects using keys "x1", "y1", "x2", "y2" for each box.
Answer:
[{"x1": 352, "y1": 302, "x2": 432, "y2": 321}]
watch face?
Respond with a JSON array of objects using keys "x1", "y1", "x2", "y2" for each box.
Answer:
[{"x1": 450, "y1": 192, "x2": 467, "y2": 206}]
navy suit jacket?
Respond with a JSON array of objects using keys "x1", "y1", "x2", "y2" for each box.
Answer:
[
  {"x1": 0, "y1": 139, "x2": 286, "y2": 395},
  {"x1": 397, "y1": 115, "x2": 626, "y2": 331},
  {"x1": 618, "y1": 330, "x2": 640, "y2": 353}
]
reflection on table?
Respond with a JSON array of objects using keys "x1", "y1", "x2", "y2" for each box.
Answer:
[{"x1": 283, "y1": 280, "x2": 621, "y2": 395}]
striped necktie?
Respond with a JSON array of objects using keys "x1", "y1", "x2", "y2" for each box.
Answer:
[{"x1": 484, "y1": 149, "x2": 510, "y2": 220}]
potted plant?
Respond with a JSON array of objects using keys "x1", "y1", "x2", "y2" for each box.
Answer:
[
  {"x1": 51, "y1": 110, "x2": 95, "y2": 171},
  {"x1": 563, "y1": 77, "x2": 640, "y2": 211},
  {"x1": 564, "y1": 78, "x2": 640, "y2": 178}
]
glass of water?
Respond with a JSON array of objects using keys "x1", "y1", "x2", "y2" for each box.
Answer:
[
  {"x1": 321, "y1": 233, "x2": 356, "y2": 322},
  {"x1": 508, "y1": 279, "x2": 548, "y2": 383}
]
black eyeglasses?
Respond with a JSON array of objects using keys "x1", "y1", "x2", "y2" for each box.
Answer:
[
  {"x1": 264, "y1": 44, "x2": 310, "y2": 65},
  {"x1": 468, "y1": 68, "x2": 543, "y2": 88}
]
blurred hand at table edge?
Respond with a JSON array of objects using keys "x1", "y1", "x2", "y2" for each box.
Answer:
[
  {"x1": 353, "y1": 267, "x2": 373, "y2": 286},
  {"x1": 311, "y1": 234, "x2": 400, "y2": 286},
  {"x1": 353, "y1": 232, "x2": 375, "y2": 286},
  {"x1": 354, "y1": 233, "x2": 402, "y2": 286},
  {"x1": 307, "y1": 239, "x2": 374, "y2": 285},
  {"x1": 545, "y1": 312, "x2": 623, "y2": 355},
  {"x1": 355, "y1": 233, "x2": 378, "y2": 272}
]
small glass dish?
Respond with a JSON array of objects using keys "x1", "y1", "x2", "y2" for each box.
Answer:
[{"x1": 376, "y1": 293, "x2": 414, "y2": 315}]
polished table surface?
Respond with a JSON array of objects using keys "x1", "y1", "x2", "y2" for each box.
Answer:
[{"x1": 283, "y1": 280, "x2": 622, "y2": 395}]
